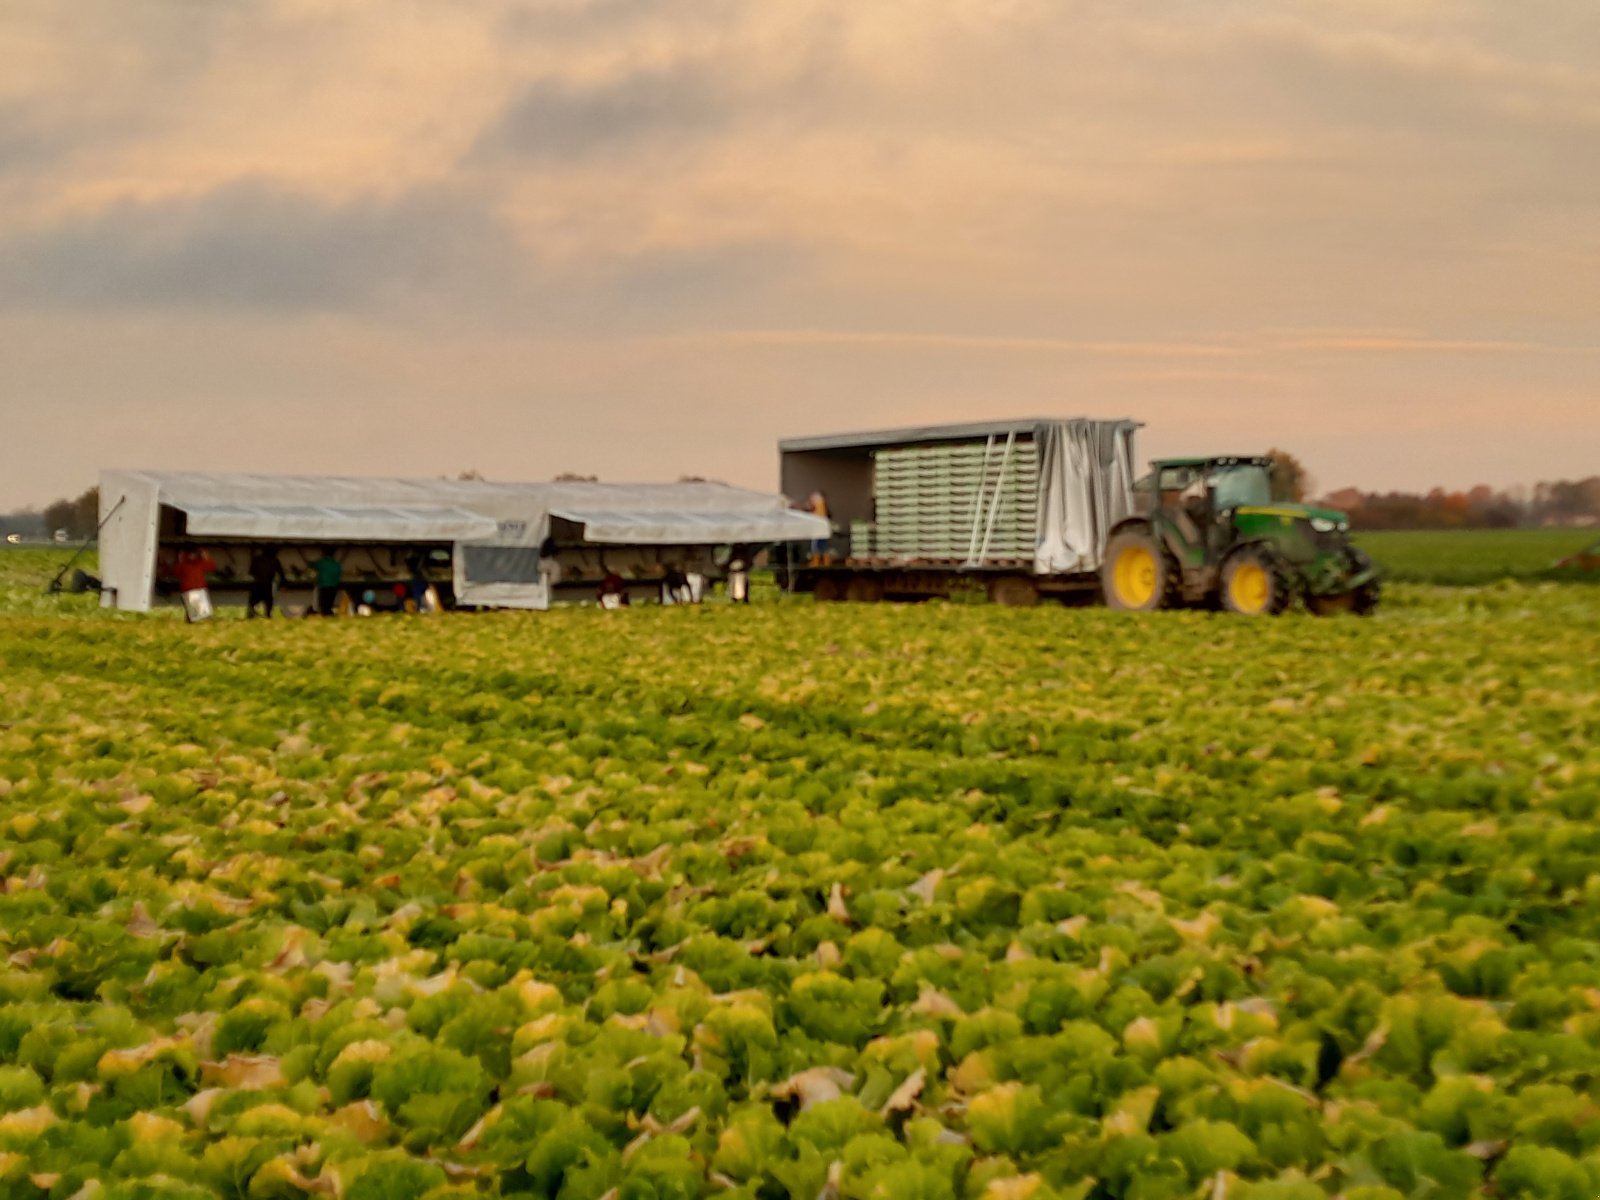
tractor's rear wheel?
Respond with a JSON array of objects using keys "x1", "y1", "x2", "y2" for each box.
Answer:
[
  {"x1": 1102, "y1": 528, "x2": 1177, "y2": 611},
  {"x1": 988, "y1": 575, "x2": 1040, "y2": 608},
  {"x1": 1220, "y1": 547, "x2": 1293, "y2": 616}
]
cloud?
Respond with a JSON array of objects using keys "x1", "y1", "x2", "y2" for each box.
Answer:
[
  {"x1": 471, "y1": 62, "x2": 729, "y2": 162},
  {"x1": 0, "y1": 181, "x2": 525, "y2": 314},
  {"x1": 675, "y1": 329, "x2": 1249, "y2": 358}
]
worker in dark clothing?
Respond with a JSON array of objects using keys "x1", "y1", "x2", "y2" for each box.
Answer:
[
  {"x1": 247, "y1": 546, "x2": 287, "y2": 619},
  {"x1": 661, "y1": 563, "x2": 691, "y2": 605},
  {"x1": 312, "y1": 548, "x2": 343, "y2": 616}
]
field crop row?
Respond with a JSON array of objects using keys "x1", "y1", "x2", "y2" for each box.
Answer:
[{"x1": 1, "y1": 553, "x2": 1599, "y2": 1198}]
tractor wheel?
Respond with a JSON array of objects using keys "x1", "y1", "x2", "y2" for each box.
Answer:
[
  {"x1": 1220, "y1": 547, "x2": 1293, "y2": 616},
  {"x1": 845, "y1": 574, "x2": 885, "y2": 603},
  {"x1": 1351, "y1": 580, "x2": 1381, "y2": 616},
  {"x1": 812, "y1": 574, "x2": 846, "y2": 603},
  {"x1": 988, "y1": 575, "x2": 1040, "y2": 608},
  {"x1": 1102, "y1": 527, "x2": 1178, "y2": 611}
]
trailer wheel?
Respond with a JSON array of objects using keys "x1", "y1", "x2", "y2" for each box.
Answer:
[
  {"x1": 813, "y1": 574, "x2": 847, "y2": 603},
  {"x1": 845, "y1": 575, "x2": 884, "y2": 603},
  {"x1": 988, "y1": 575, "x2": 1040, "y2": 608}
]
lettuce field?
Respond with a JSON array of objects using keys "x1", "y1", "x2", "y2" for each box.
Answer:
[{"x1": 2, "y1": 563, "x2": 1599, "y2": 1200}]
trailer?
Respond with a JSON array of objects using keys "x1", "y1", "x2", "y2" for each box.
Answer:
[
  {"x1": 96, "y1": 471, "x2": 825, "y2": 613},
  {"x1": 778, "y1": 417, "x2": 1140, "y2": 605}
]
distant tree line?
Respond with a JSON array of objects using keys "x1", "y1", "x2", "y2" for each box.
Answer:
[
  {"x1": 0, "y1": 487, "x2": 100, "y2": 541},
  {"x1": 1321, "y1": 478, "x2": 1600, "y2": 530}
]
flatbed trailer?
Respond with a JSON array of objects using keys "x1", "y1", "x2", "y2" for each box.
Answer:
[{"x1": 778, "y1": 417, "x2": 1140, "y2": 606}]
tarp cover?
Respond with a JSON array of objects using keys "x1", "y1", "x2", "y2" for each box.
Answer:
[
  {"x1": 551, "y1": 507, "x2": 827, "y2": 545},
  {"x1": 1034, "y1": 419, "x2": 1139, "y2": 574},
  {"x1": 179, "y1": 502, "x2": 497, "y2": 542}
]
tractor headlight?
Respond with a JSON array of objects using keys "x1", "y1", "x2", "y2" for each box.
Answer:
[{"x1": 1310, "y1": 517, "x2": 1338, "y2": 534}]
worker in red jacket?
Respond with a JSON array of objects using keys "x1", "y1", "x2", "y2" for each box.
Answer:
[{"x1": 175, "y1": 547, "x2": 218, "y2": 623}]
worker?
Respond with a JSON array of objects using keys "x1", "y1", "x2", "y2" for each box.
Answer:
[
  {"x1": 312, "y1": 548, "x2": 343, "y2": 616},
  {"x1": 725, "y1": 543, "x2": 753, "y2": 604},
  {"x1": 537, "y1": 536, "x2": 563, "y2": 593},
  {"x1": 246, "y1": 546, "x2": 286, "y2": 619},
  {"x1": 661, "y1": 563, "x2": 691, "y2": 605},
  {"x1": 598, "y1": 567, "x2": 629, "y2": 609},
  {"x1": 175, "y1": 546, "x2": 218, "y2": 623},
  {"x1": 807, "y1": 491, "x2": 831, "y2": 565},
  {"x1": 404, "y1": 554, "x2": 430, "y2": 613}
]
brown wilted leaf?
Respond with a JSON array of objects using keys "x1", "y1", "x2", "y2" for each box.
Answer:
[
  {"x1": 912, "y1": 986, "x2": 964, "y2": 1019},
  {"x1": 182, "y1": 1089, "x2": 226, "y2": 1126},
  {"x1": 772, "y1": 1067, "x2": 854, "y2": 1111},
  {"x1": 907, "y1": 869, "x2": 943, "y2": 906},
  {"x1": 0, "y1": 1105, "x2": 56, "y2": 1136},
  {"x1": 329, "y1": 1100, "x2": 389, "y2": 1143},
  {"x1": 455, "y1": 1104, "x2": 503, "y2": 1152},
  {"x1": 199, "y1": 1054, "x2": 286, "y2": 1090},
  {"x1": 826, "y1": 883, "x2": 852, "y2": 924},
  {"x1": 881, "y1": 1067, "x2": 926, "y2": 1116},
  {"x1": 982, "y1": 1174, "x2": 1045, "y2": 1200},
  {"x1": 126, "y1": 902, "x2": 160, "y2": 938}
]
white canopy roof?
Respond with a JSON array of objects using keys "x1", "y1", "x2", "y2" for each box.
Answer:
[
  {"x1": 180, "y1": 502, "x2": 498, "y2": 542},
  {"x1": 550, "y1": 507, "x2": 826, "y2": 545}
]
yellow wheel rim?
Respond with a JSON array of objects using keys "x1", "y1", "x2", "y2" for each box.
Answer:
[
  {"x1": 1113, "y1": 545, "x2": 1157, "y2": 607},
  {"x1": 1229, "y1": 561, "x2": 1270, "y2": 614}
]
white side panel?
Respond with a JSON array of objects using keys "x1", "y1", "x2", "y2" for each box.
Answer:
[
  {"x1": 97, "y1": 472, "x2": 162, "y2": 612},
  {"x1": 454, "y1": 580, "x2": 551, "y2": 610}
]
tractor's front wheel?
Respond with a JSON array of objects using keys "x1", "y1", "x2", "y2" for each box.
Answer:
[
  {"x1": 1102, "y1": 527, "x2": 1177, "y2": 611},
  {"x1": 1220, "y1": 547, "x2": 1293, "y2": 616}
]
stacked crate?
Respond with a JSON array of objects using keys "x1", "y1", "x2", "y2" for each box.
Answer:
[{"x1": 867, "y1": 438, "x2": 1039, "y2": 561}]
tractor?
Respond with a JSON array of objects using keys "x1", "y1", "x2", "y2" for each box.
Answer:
[{"x1": 1101, "y1": 455, "x2": 1381, "y2": 616}]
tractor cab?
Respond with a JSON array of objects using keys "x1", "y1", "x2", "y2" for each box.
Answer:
[{"x1": 1109, "y1": 455, "x2": 1381, "y2": 616}]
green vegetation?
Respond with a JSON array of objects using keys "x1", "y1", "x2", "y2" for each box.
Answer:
[
  {"x1": 1357, "y1": 528, "x2": 1596, "y2": 586},
  {"x1": 2, "y1": 548, "x2": 1600, "y2": 1197}
]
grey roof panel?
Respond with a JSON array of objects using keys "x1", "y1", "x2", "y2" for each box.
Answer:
[{"x1": 778, "y1": 417, "x2": 1139, "y2": 454}]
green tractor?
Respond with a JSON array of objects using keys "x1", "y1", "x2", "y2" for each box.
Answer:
[{"x1": 1101, "y1": 455, "x2": 1381, "y2": 616}]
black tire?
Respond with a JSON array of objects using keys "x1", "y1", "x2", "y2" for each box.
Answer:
[
  {"x1": 988, "y1": 575, "x2": 1040, "y2": 608},
  {"x1": 1351, "y1": 580, "x2": 1380, "y2": 616},
  {"x1": 1220, "y1": 546, "x2": 1293, "y2": 616},
  {"x1": 1102, "y1": 527, "x2": 1179, "y2": 612}
]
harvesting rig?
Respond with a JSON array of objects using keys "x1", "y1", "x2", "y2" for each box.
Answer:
[{"x1": 1101, "y1": 456, "x2": 1381, "y2": 616}]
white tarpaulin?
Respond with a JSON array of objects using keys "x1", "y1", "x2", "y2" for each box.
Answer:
[
  {"x1": 551, "y1": 507, "x2": 827, "y2": 545},
  {"x1": 180, "y1": 503, "x2": 497, "y2": 542},
  {"x1": 1034, "y1": 419, "x2": 1139, "y2": 574}
]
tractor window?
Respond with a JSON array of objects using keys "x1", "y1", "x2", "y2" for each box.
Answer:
[{"x1": 1209, "y1": 465, "x2": 1272, "y2": 510}]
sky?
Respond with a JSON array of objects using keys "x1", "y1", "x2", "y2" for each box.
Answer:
[{"x1": 1, "y1": 0, "x2": 1596, "y2": 510}]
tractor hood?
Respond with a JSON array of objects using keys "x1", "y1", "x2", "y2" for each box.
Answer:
[{"x1": 1234, "y1": 502, "x2": 1350, "y2": 529}]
